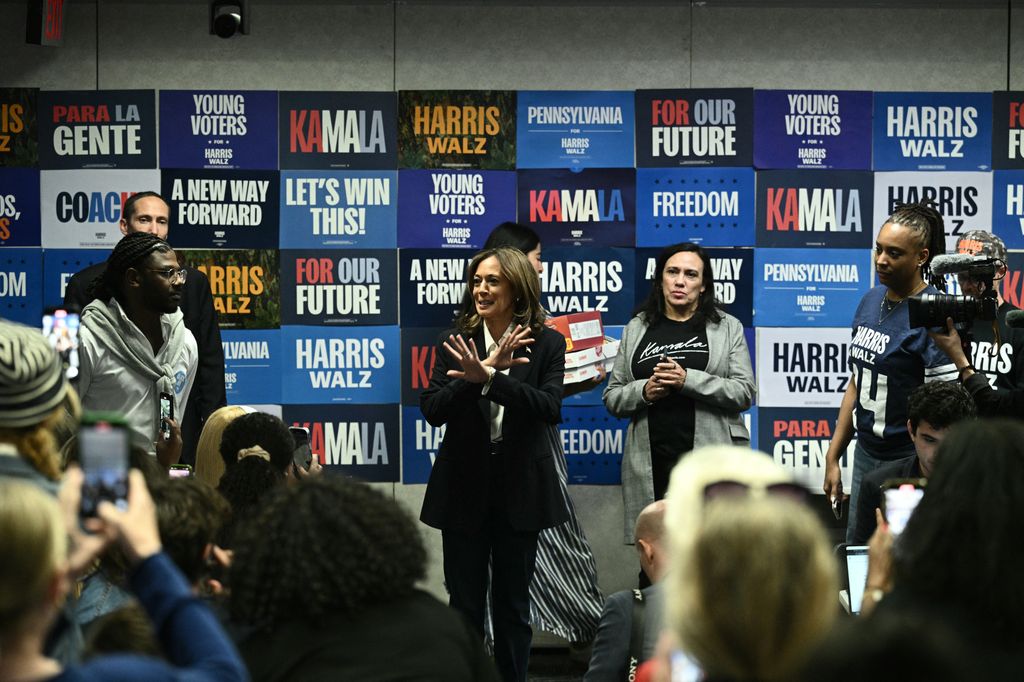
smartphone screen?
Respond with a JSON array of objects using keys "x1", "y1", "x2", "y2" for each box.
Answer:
[
  {"x1": 159, "y1": 392, "x2": 173, "y2": 440},
  {"x1": 79, "y1": 422, "x2": 129, "y2": 517},
  {"x1": 883, "y1": 484, "x2": 924, "y2": 535},
  {"x1": 42, "y1": 308, "x2": 80, "y2": 380},
  {"x1": 289, "y1": 425, "x2": 312, "y2": 471},
  {"x1": 169, "y1": 464, "x2": 192, "y2": 478}
]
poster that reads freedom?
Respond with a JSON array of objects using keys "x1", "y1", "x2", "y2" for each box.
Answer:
[
  {"x1": 401, "y1": 327, "x2": 447, "y2": 405},
  {"x1": 0, "y1": 249, "x2": 43, "y2": 326},
  {"x1": 754, "y1": 249, "x2": 871, "y2": 327},
  {"x1": 756, "y1": 328, "x2": 852, "y2": 409},
  {"x1": 280, "y1": 249, "x2": 397, "y2": 326},
  {"x1": 560, "y1": 406, "x2": 628, "y2": 485},
  {"x1": 753, "y1": 89, "x2": 872, "y2": 170},
  {"x1": 541, "y1": 246, "x2": 635, "y2": 325},
  {"x1": 278, "y1": 91, "x2": 397, "y2": 170},
  {"x1": 178, "y1": 249, "x2": 280, "y2": 329},
  {"x1": 0, "y1": 169, "x2": 41, "y2": 246},
  {"x1": 0, "y1": 88, "x2": 38, "y2": 167},
  {"x1": 281, "y1": 325, "x2": 400, "y2": 404},
  {"x1": 40, "y1": 169, "x2": 161, "y2": 248},
  {"x1": 397, "y1": 169, "x2": 515, "y2": 248},
  {"x1": 38, "y1": 90, "x2": 156, "y2": 169},
  {"x1": 398, "y1": 90, "x2": 515, "y2": 170},
  {"x1": 283, "y1": 404, "x2": 399, "y2": 482},
  {"x1": 221, "y1": 329, "x2": 282, "y2": 404},
  {"x1": 992, "y1": 91, "x2": 1024, "y2": 170},
  {"x1": 401, "y1": 405, "x2": 442, "y2": 484},
  {"x1": 162, "y1": 169, "x2": 279, "y2": 249},
  {"x1": 992, "y1": 170, "x2": 1024, "y2": 249},
  {"x1": 280, "y1": 171, "x2": 397, "y2": 249},
  {"x1": 758, "y1": 406, "x2": 854, "y2": 493},
  {"x1": 635, "y1": 167, "x2": 755, "y2": 247},
  {"x1": 872, "y1": 92, "x2": 992, "y2": 172},
  {"x1": 159, "y1": 90, "x2": 278, "y2": 170},
  {"x1": 635, "y1": 89, "x2": 753, "y2": 167},
  {"x1": 399, "y1": 249, "x2": 469, "y2": 327},
  {"x1": 41, "y1": 249, "x2": 109, "y2": 307},
  {"x1": 516, "y1": 91, "x2": 635, "y2": 169},
  {"x1": 517, "y1": 168, "x2": 635, "y2": 247},
  {"x1": 755, "y1": 170, "x2": 873, "y2": 249},
  {"x1": 634, "y1": 247, "x2": 754, "y2": 327}
]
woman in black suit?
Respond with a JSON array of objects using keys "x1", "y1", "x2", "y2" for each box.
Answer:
[{"x1": 420, "y1": 246, "x2": 568, "y2": 682}]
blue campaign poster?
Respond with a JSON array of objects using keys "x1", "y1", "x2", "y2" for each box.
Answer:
[
  {"x1": 635, "y1": 167, "x2": 755, "y2": 247},
  {"x1": 280, "y1": 249, "x2": 398, "y2": 326},
  {"x1": 41, "y1": 248, "x2": 110, "y2": 308},
  {"x1": 398, "y1": 249, "x2": 469, "y2": 327},
  {"x1": 992, "y1": 170, "x2": 1024, "y2": 249},
  {"x1": 0, "y1": 168, "x2": 41, "y2": 246},
  {"x1": 753, "y1": 89, "x2": 872, "y2": 170},
  {"x1": 0, "y1": 248, "x2": 43, "y2": 325},
  {"x1": 221, "y1": 329, "x2": 282, "y2": 404},
  {"x1": 757, "y1": 406, "x2": 854, "y2": 492},
  {"x1": 635, "y1": 89, "x2": 753, "y2": 167},
  {"x1": 992, "y1": 91, "x2": 1024, "y2": 170},
  {"x1": 397, "y1": 169, "x2": 515, "y2": 248},
  {"x1": 38, "y1": 90, "x2": 157, "y2": 169},
  {"x1": 281, "y1": 325, "x2": 400, "y2": 404},
  {"x1": 754, "y1": 248, "x2": 872, "y2": 327},
  {"x1": 561, "y1": 406, "x2": 628, "y2": 485},
  {"x1": 280, "y1": 171, "x2": 397, "y2": 249},
  {"x1": 401, "y1": 405, "x2": 442, "y2": 484},
  {"x1": 162, "y1": 169, "x2": 279, "y2": 249},
  {"x1": 756, "y1": 170, "x2": 874, "y2": 248},
  {"x1": 278, "y1": 91, "x2": 398, "y2": 170},
  {"x1": 541, "y1": 246, "x2": 635, "y2": 325},
  {"x1": 517, "y1": 168, "x2": 635, "y2": 247},
  {"x1": 516, "y1": 91, "x2": 635, "y2": 169},
  {"x1": 872, "y1": 92, "x2": 992, "y2": 171},
  {"x1": 283, "y1": 404, "x2": 399, "y2": 482},
  {"x1": 159, "y1": 90, "x2": 278, "y2": 170}
]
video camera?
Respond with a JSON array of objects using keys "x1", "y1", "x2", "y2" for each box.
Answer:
[{"x1": 907, "y1": 254, "x2": 1001, "y2": 330}]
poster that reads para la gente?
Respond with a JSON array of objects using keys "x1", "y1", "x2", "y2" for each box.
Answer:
[
  {"x1": 758, "y1": 407, "x2": 855, "y2": 493},
  {"x1": 399, "y1": 249, "x2": 469, "y2": 327},
  {"x1": 159, "y1": 90, "x2": 278, "y2": 170},
  {"x1": 0, "y1": 249, "x2": 43, "y2": 325},
  {"x1": 40, "y1": 169, "x2": 161, "y2": 248},
  {"x1": 753, "y1": 90, "x2": 872, "y2": 170},
  {"x1": 992, "y1": 170, "x2": 1024, "y2": 249},
  {"x1": 872, "y1": 92, "x2": 992, "y2": 172},
  {"x1": 518, "y1": 168, "x2": 635, "y2": 247},
  {"x1": 516, "y1": 91, "x2": 635, "y2": 169},
  {"x1": 754, "y1": 249, "x2": 872, "y2": 327},
  {"x1": 177, "y1": 249, "x2": 280, "y2": 329},
  {"x1": 221, "y1": 329, "x2": 282, "y2": 404},
  {"x1": 398, "y1": 90, "x2": 515, "y2": 170},
  {"x1": 561, "y1": 407, "x2": 628, "y2": 485},
  {"x1": 397, "y1": 169, "x2": 515, "y2": 248},
  {"x1": 540, "y1": 246, "x2": 635, "y2": 325},
  {"x1": 281, "y1": 325, "x2": 400, "y2": 404},
  {"x1": 162, "y1": 169, "x2": 279, "y2": 248},
  {"x1": 635, "y1": 89, "x2": 753, "y2": 168},
  {"x1": 280, "y1": 249, "x2": 397, "y2": 326},
  {"x1": 278, "y1": 91, "x2": 397, "y2": 170},
  {"x1": 38, "y1": 90, "x2": 156, "y2": 169},
  {"x1": 756, "y1": 328, "x2": 853, "y2": 408},
  {"x1": 993, "y1": 92, "x2": 1024, "y2": 170},
  {"x1": 280, "y1": 171, "x2": 397, "y2": 249},
  {"x1": 755, "y1": 170, "x2": 874, "y2": 249},
  {"x1": 284, "y1": 404, "x2": 399, "y2": 482},
  {"x1": 41, "y1": 248, "x2": 110, "y2": 310},
  {"x1": 635, "y1": 167, "x2": 755, "y2": 247},
  {"x1": 0, "y1": 168, "x2": 41, "y2": 246},
  {"x1": 0, "y1": 88, "x2": 38, "y2": 167}
]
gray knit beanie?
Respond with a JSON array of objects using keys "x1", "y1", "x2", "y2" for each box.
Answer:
[{"x1": 0, "y1": 319, "x2": 68, "y2": 428}]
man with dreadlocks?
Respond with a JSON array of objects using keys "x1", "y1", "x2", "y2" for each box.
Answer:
[
  {"x1": 77, "y1": 232, "x2": 198, "y2": 465},
  {"x1": 823, "y1": 202, "x2": 958, "y2": 543}
]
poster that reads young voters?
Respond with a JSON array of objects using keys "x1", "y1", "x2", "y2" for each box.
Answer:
[
  {"x1": 872, "y1": 92, "x2": 992, "y2": 172},
  {"x1": 278, "y1": 91, "x2": 397, "y2": 170},
  {"x1": 401, "y1": 405, "x2": 443, "y2": 484},
  {"x1": 754, "y1": 249, "x2": 871, "y2": 327},
  {"x1": 178, "y1": 249, "x2": 280, "y2": 329},
  {"x1": 401, "y1": 327, "x2": 448, "y2": 406},
  {"x1": 756, "y1": 328, "x2": 852, "y2": 408},
  {"x1": 0, "y1": 168, "x2": 41, "y2": 246},
  {"x1": 38, "y1": 90, "x2": 156, "y2": 169},
  {"x1": 560, "y1": 406, "x2": 628, "y2": 485},
  {"x1": 0, "y1": 249, "x2": 43, "y2": 325},
  {"x1": 221, "y1": 329, "x2": 282, "y2": 404},
  {"x1": 635, "y1": 89, "x2": 754, "y2": 168},
  {"x1": 753, "y1": 90, "x2": 872, "y2": 170},
  {"x1": 517, "y1": 168, "x2": 635, "y2": 247},
  {"x1": 872, "y1": 171, "x2": 993, "y2": 252},
  {"x1": 755, "y1": 170, "x2": 874, "y2": 249},
  {"x1": 516, "y1": 91, "x2": 635, "y2": 169},
  {"x1": 399, "y1": 249, "x2": 469, "y2": 327},
  {"x1": 1002, "y1": 250, "x2": 1024, "y2": 308},
  {"x1": 397, "y1": 169, "x2": 515, "y2": 248},
  {"x1": 398, "y1": 90, "x2": 515, "y2": 170},
  {"x1": 281, "y1": 325, "x2": 400, "y2": 404},
  {"x1": 758, "y1": 407, "x2": 854, "y2": 493},
  {"x1": 159, "y1": 90, "x2": 278, "y2": 170},
  {"x1": 280, "y1": 171, "x2": 397, "y2": 249},
  {"x1": 40, "y1": 169, "x2": 161, "y2": 248},
  {"x1": 280, "y1": 249, "x2": 397, "y2": 326},
  {"x1": 162, "y1": 169, "x2": 279, "y2": 249},
  {"x1": 634, "y1": 247, "x2": 754, "y2": 327},
  {"x1": 283, "y1": 404, "x2": 399, "y2": 482},
  {"x1": 635, "y1": 167, "x2": 755, "y2": 247},
  {"x1": 992, "y1": 92, "x2": 1024, "y2": 170},
  {"x1": 992, "y1": 170, "x2": 1024, "y2": 249},
  {"x1": 41, "y1": 248, "x2": 110, "y2": 308},
  {"x1": 540, "y1": 246, "x2": 635, "y2": 325},
  {"x1": 0, "y1": 88, "x2": 38, "y2": 167}
]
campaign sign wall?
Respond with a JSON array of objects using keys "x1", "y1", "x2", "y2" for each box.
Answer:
[
  {"x1": 992, "y1": 92, "x2": 1024, "y2": 170},
  {"x1": 278, "y1": 91, "x2": 397, "y2": 170},
  {"x1": 40, "y1": 169, "x2": 161, "y2": 248},
  {"x1": 281, "y1": 325, "x2": 400, "y2": 404},
  {"x1": 41, "y1": 248, "x2": 110, "y2": 308},
  {"x1": 561, "y1": 406, "x2": 628, "y2": 485},
  {"x1": 401, "y1": 405, "x2": 443, "y2": 484},
  {"x1": 758, "y1": 407, "x2": 854, "y2": 493},
  {"x1": 280, "y1": 171, "x2": 397, "y2": 248},
  {"x1": 541, "y1": 247, "x2": 635, "y2": 325},
  {"x1": 398, "y1": 90, "x2": 516, "y2": 170},
  {"x1": 753, "y1": 90, "x2": 872, "y2": 170},
  {"x1": 872, "y1": 171, "x2": 993, "y2": 252},
  {"x1": 518, "y1": 168, "x2": 635, "y2": 247},
  {"x1": 635, "y1": 167, "x2": 755, "y2": 247},
  {"x1": 756, "y1": 328, "x2": 852, "y2": 408},
  {"x1": 563, "y1": 324, "x2": 622, "y2": 407},
  {"x1": 179, "y1": 249, "x2": 280, "y2": 329},
  {"x1": 635, "y1": 89, "x2": 753, "y2": 167},
  {"x1": 755, "y1": 170, "x2": 874, "y2": 249},
  {"x1": 0, "y1": 168, "x2": 41, "y2": 246},
  {"x1": 0, "y1": 88, "x2": 38, "y2": 167},
  {"x1": 516, "y1": 91, "x2": 635, "y2": 169},
  {"x1": 0, "y1": 249, "x2": 43, "y2": 325},
  {"x1": 992, "y1": 170, "x2": 1024, "y2": 249},
  {"x1": 163, "y1": 169, "x2": 279, "y2": 248},
  {"x1": 401, "y1": 327, "x2": 448, "y2": 406},
  {"x1": 159, "y1": 90, "x2": 278, "y2": 170},
  {"x1": 38, "y1": 90, "x2": 156, "y2": 169},
  {"x1": 1002, "y1": 250, "x2": 1024, "y2": 309},
  {"x1": 872, "y1": 92, "x2": 992, "y2": 171},
  {"x1": 283, "y1": 404, "x2": 399, "y2": 482},
  {"x1": 221, "y1": 329, "x2": 282, "y2": 404},
  {"x1": 397, "y1": 169, "x2": 515, "y2": 248},
  {"x1": 743, "y1": 407, "x2": 758, "y2": 450},
  {"x1": 754, "y1": 249, "x2": 871, "y2": 327},
  {"x1": 399, "y1": 249, "x2": 469, "y2": 327},
  {"x1": 280, "y1": 249, "x2": 397, "y2": 326}
]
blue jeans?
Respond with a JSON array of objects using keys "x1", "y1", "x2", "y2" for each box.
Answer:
[{"x1": 846, "y1": 440, "x2": 915, "y2": 544}]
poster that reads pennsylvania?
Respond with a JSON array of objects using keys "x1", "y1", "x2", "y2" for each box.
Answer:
[
  {"x1": 872, "y1": 92, "x2": 992, "y2": 172},
  {"x1": 38, "y1": 90, "x2": 156, "y2": 169},
  {"x1": 634, "y1": 247, "x2": 753, "y2": 327},
  {"x1": 280, "y1": 171, "x2": 397, "y2": 249},
  {"x1": 397, "y1": 169, "x2": 515, "y2": 248},
  {"x1": 0, "y1": 88, "x2": 38, "y2": 167},
  {"x1": 540, "y1": 246, "x2": 635, "y2": 325},
  {"x1": 517, "y1": 168, "x2": 635, "y2": 247},
  {"x1": 755, "y1": 170, "x2": 874, "y2": 249},
  {"x1": 754, "y1": 249, "x2": 871, "y2": 327},
  {"x1": 281, "y1": 325, "x2": 400, "y2": 404},
  {"x1": 399, "y1": 250, "x2": 468, "y2": 327},
  {"x1": 221, "y1": 329, "x2": 282, "y2": 404},
  {"x1": 280, "y1": 249, "x2": 398, "y2": 326},
  {"x1": 753, "y1": 90, "x2": 872, "y2": 170},
  {"x1": 398, "y1": 90, "x2": 515, "y2": 170},
  {"x1": 159, "y1": 90, "x2": 278, "y2": 170},
  {"x1": 162, "y1": 169, "x2": 279, "y2": 248},
  {"x1": 40, "y1": 169, "x2": 161, "y2": 248},
  {"x1": 993, "y1": 170, "x2": 1024, "y2": 249},
  {"x1": 758, "y1": 406, "x2": 854, "y2": 493},
  {"x1": 283, "y1": 404, "x2": 399, "y2": 482},
  {"x1": 0, "y1": 249, "x2": 43, "y2": 326},
  {"x1": 516, "y1": 91, "x2": 634, "y2": 169},
  {"x1": 177, "y1": 249, "x2": 280, "y2": 329},
  {"x1": 635, "y1": 89, "x2": 753, "y2": 168},
  {"x1": 0, "y1": 168, "x2": 40, "y2": 246},
  {"x1": 42, "y1": 248, "x2": 110, "y2": 307},
  {"x1": 278, "y1": 91, "x2": 397, "y2": 170},
  {"x1": 635, "y1": 167, "x2": 755, "y2": 247},
  {"x1": 992, "y1": 92, "x2": 1024, "y2": 170}
]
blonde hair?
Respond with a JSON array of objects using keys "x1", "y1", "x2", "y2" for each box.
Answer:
[
  {"x1": 195, "y1": 405, "x2": 250, "y2": 488},
  {"x1": 0, "y1": 390, "x2": 80, "y2": 481}
]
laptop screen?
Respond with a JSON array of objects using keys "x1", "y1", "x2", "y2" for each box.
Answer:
[{"x1": 846, "y1": 545, "x2": 870, "y2": 614}]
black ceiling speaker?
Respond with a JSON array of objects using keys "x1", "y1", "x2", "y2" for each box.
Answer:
[{"x1": 210, "y1": 0, "x2": 249, "y2": 38}]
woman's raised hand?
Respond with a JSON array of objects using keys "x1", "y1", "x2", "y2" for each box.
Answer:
[{"x1": 443, "y1": 334, "x2": 490, "y2": 383}]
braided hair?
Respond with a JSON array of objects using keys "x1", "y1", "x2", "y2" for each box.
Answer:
[
  {"x1": 885, "y1": 202, "x2": 947, "y2": 290},
  {"x1": 87, "y1": 231, "x2": 173, "y2": 302}
]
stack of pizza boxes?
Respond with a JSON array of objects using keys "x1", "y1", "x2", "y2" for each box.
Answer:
[{"x1": 544, "y1": 311, "x2": 619, "y2": 384}]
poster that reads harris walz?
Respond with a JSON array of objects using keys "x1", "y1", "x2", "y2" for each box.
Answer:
[
  {"x1": 0, "y1": 88, "x2": 38, "y2": 167},
  {"x1": 159, "y1": 90, "x2": 278, "y2": 170},
  {"x1": 635, "y1": 89, "x2": 753, "y2": 168},
  {"x1": 398, "y1": 90, "x2": 515, "y2": 170},
  {"x1": 278, "y1": 91, "x2": 397, "y2": 171},
  {"x1": 177, "y1": 248, "x2": 280, "y2": 329},
  {"x1": 38, "y1": 90, "x2": 156, "y2": 169}
]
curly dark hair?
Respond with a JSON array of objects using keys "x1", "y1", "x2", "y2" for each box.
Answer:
[
  {"x1": 150, "y1": 477, "x2": 230, "y2": 584},
  {"x1": 218, "y1": 412, "x2": 294, "y2": 475},
  {"x1": 907, "y1": 381, "x2": 975, "y2": 432},
  {"x1": 216, "y1": 456, "x2": 284, "y2": 548},
  {"x1": 228, "y1": 475, "x2": 427, "y2": 632},
  {"x1": 87, "y1": 231, "x2": 173, "y2": 302},
  {"x1": 635, "y1": 242, "x2": 721, "y2": 325}
]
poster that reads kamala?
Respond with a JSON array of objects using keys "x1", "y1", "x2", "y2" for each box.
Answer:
[
  {"x1": 398, "y1": 90, "x2": 515, "y2": 170},
  {"x1": 178, "y1": 249, "x2": 279, "y2": 329},
  {"x1": 561, "y1": 407, "x2": 628, "y2": 485},
  {"x1": 754, "y1": 249, "x2": 870, "y2": 327},
  {"x1": 38, "y1": 90, "x2": 156, "y2": 169},
  {"x1": 280, "y1": 171, "x2": 397, "y2": 249},
  {"x1": 221, "y1": 329, "x2": 282, "y2": 404},
  {"x1": 1003, "y1": 251, "x2": 1024, "y2": 309},
  {"x1": 399, "y1": 249, "x2": 469, "y2": 327},
  {"x1": 993, "y1": 92, "x2": 1024, "y2": 170},
  {"x1": 634, "y1": 247, "x2": 753, "y2": 327},
  {"x1": 755, "y1": 170, "x2": 873, "y2": 249},
  {"x1": 40, "y1": 169, "x2": 161, "y2": 248},
  {"x1": 280, "y1": 249, "x2": 397, "y2": 326},
  {"x1": 635, "y1": 167, "x2": 755, "y2": 247},
  {"x1": 635, "y1": 89, "x2": 753, "y2": 167},
  {"x1": 284, "y1": 404, "x2": 399, "y2": 482},
  {"x1": 0, "y1": 249, "x2": 43, "y2": 326},
  {"x1": 279, "y1": 91, "x2": 397, "y2": 170},
  {"x1": 992, "y1": 170, "x2": 1024, "y2": 249},
  {"x1": 162, "y1": 169, "x2": 279, "y2": 249},
  {"x1": 517, "y1": 168, "x2": 635, "y2": 247},
  {"x1": 753, "y1": 90, "x2": 872, "y2": 170},
  {"x1": 42, "y1": 249, "x2": 110, "y2": 307},
  {"x1": 516, "y1": 91, "x2": 634, "y2": 169},
  {"x1": 756, "y1": 328, "x2": 851, "y2": 408},
  {"x1": 281, "y1": 325, "x2": 399, "y2": 404},
  {"x1": 401, "y1": 327, "x2": 448, "y2": 405},
  {"x1": 872, "y1": 92, "x2": 992, "y2": 172},
  {"x1": 0, "y1": 88, "x2": 38, "y2": 167},
  {"x1": 159, "y1": 90, "x2": 278, "y2": 170},
  {"x1": 758, "y1": 407, "x2": 854, "y2": 493},
  {"x1": 397, "y1": 169, "x2": 515, "y2": 248},
  {"x1": 540, "y1": 246, "x2": 635, "y2": 325},
  {"x1": 0, "y1": 169, "x2": 41, "y2": 246}
]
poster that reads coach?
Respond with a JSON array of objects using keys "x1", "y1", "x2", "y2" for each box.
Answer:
[
  {"x1": 517, "y1": 168, "x2": 635, "y2": 247},
  {"x1": 159, "y1": 90, "x2": 278, "y2": 170},
  {"x1": 992, "y1": 92, "x2": 1024, "y2": 170},
  {"x1": 0, "y1": 249, "x2": 43, "y2": 326},
  {"x1": 755, "y1": 328, "x2": 852, "y2": 409},
  {"x1": 634, "y1": 247, "x2": 753, "y2": 327},
  {"x1": 283, "y1": 404, "x2": 399, "y2": 482},
  {"x1": 280, "y1": 171, "x2": 397, "y2": 249},
  {"x1": 755, "y1": 170, "x2": 874, "y2": 249},
  {"x1": 38, "y1": 90, "x2": 156, "y2": 170},
  {"x1": 162, "y1": 169, "x2": 279, "y2": 249},
  {"x1": 40, "y1": 169, "x2": 161, "y2": 248},
  {"x1": 0, "y1": 168, "x2": 40, "y2": 246},
  {"x1": 221, "y1": 329, "x2": 282, "y2": 404},
  {"x1": 398, "y1": 90, "x2": 515, "y2": 170},
  {"x1": 758, "y1": 406, "x2": 855, "y2": 493},
  {"x1": 516, "y1": 90, "x2": 635, "y2": 169},
  {"x1": 397, "y1": 169, "x2": 515, "y2": 249},
  {"x1": 754, "y1": 249, "x2": 871, "y2": 327},
  {"x1": 635, "y1": 167, "x2": 755, "y2": 247},
  {"x1": 281, "y1": 325, "x2": 400, "y2": 404},
  {"x1": 753, "y1": 90, "x2": 872, "y2": 170},
  {"x1": 635, "y1": 89, "x2": 753, "y2": 168},
  {"x1": 0, "y1": 88, "x2": 38, "y2": 167},
  {"x1": 872, "y1": 92, "x2": 992, "y2": 172},
  {"x1": 992, "y1": 170, "x2": 1024, "y2": 249},
  {"x1": 178, "y1": 249, "x2": 279, "y2": 329},
  {"x1": 280, "y1": 249, "x2": 397, "y2": 326},
  {"x1": 278, "y1": 91, "x2": 397, "y2": 171}
]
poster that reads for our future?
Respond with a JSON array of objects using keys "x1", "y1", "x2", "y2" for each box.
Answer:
[
  {"x1": 517, "y1": 168, "x2": 635, "y2": 247},
  {"x1": 516, "y1": 91, "x2": 635, "y2": 169},
  {"x1": 754, "y1": 249, "x2": 871, "y2": 327},
  {"x1": 0, "y1": 169, "x2": 41, "y2": 246},
  {"x1": 993, "y1": 92, "x2": 1024, "y2": 170},
  {"x1": 872, "y1": 92, "x2": 992, "y2": 172},
  {"x1": 162, "y1": 169, "x2": 279, "y2": 248},
  {"x1": 221, "y1": 329, "x2": 282, "y2": 404},
  {"x1": 283, "y1": 404, "x2": 400, "y2": 482},
  {"x1": 278, "y1": 91, "x2": 397, "y2": 170},
  {"x1": 755, "y1": 170, "x2": 874, "y2": 249},
  {"x1": 398, "y1": 90, "x2": 515, "y2": 170},
  {"x1": 280, "y1": 171, "x2": 397, "y2": 249},
  {"x1": 0, "y1": 88, "x2": 38, "y2": 167},
  {"x1": 38, "y1": 90, "x2": 156, "y2": 169},
  {"x1": 281, "y1": 325, "x2": 400, "y2": 404},
  {"x1": 635, "y1": 167, "x2": 755, "y2": 247},
  {"x1": 397, "y1": 169, "x2": 515, "y2": 248},
  {"x1": 635, "y1": 89, "x2": 753, "y2": 168},
  {"x1": 178, "y1": 249, "x2": 280, "y2": 329},
  {"x1": 758, "y1": 407, "x2": 854, "y2": 493},
  {"x1": 40, "y1": 169, "x2": 161, "y2": 248},
  {"x1": 753, "y1": 90, "x2": 872, "y2": 170},
  {"x1": 159, "y1": 90, "x2": 278, "y2": 170},
  {"x1": 280, "y1": 249, "x2": 398, "y2": 326}
]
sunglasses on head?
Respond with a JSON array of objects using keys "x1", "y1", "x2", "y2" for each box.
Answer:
[{"x1": 703, "y1": 480, "x2": 809, "y2": 504}]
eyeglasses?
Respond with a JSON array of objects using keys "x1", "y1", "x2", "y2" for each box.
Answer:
[
  {"x1": 148, "y1": 267, "x2": 187, "y2": 283},
  {"x1": 703, "y1": 480, "x2": 809, "y2": 504}
]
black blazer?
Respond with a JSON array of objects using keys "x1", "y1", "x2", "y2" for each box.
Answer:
[{"x1": 420, "y1": 324, "x2": 569, "y2": 534}]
